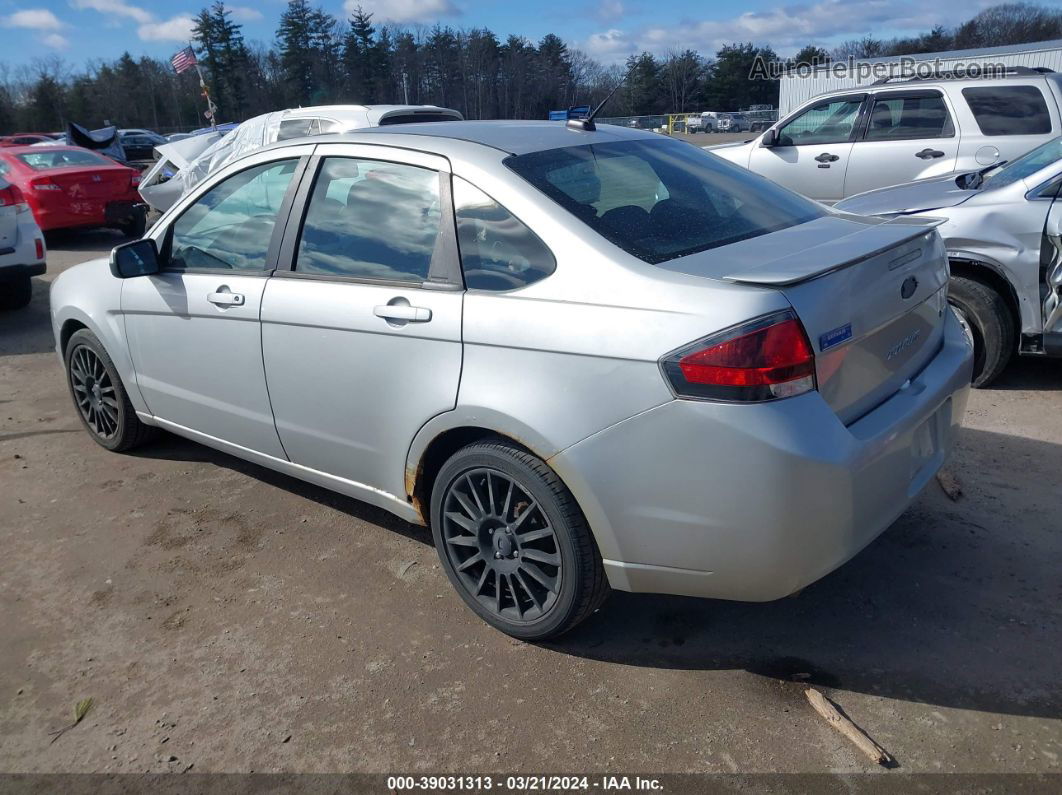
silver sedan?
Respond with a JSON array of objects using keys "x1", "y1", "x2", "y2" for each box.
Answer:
[
  {"x1": 838, "y1": 136, "x2": 1062, "y2": 386},
  {"x1": 50, "y1": 122, "x2": 972, "y2": 639}
]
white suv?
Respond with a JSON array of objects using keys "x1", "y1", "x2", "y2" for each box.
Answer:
[
  {"x1": 0, "y1": 177, "x2": 45, "y2": 310},
  {"x1": 710, "y1": 68, "x2": 1062, "y2": 203}
]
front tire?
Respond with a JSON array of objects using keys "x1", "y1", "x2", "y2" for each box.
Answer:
[
  {"x1": 430, "y1": 440, "x2": 609, "y2": 640},
  {"x1": 65, "y1": 329, "x2": 156, "y2": 451},
  {"x1": 948, "y1": 275, "x2": 1015, "y2": 388},
  {"x1": 0, "y1": 275, "x2": 32, "y2": 310}
]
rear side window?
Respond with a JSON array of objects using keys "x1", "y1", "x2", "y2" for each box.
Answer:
[
  {"x1": 276, "y1": 118, "x2": 320, "y2": 141},
  {"x1": 865, "y1": 93, "x2": 953, "y2": 140},
  {"x1": 962, "y1": 86, "x2": 1051, "y2": 136},
  {"x1": 295, "y1": 157, "x2": 441, "y2": 282},
  {"x1": 453, "y1": 176, "x2": 555, "y2": 290}
]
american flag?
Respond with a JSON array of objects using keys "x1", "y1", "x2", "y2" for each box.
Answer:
[{"x1": 170, "y1": 46, "x2": 197, "y2": 74}]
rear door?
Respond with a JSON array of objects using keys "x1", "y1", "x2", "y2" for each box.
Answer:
[
  {"x1": 843, "y1": 89, "x2": 960, "y2": 198},
  {"x1": 749, "y1": 94, "x2": 866, "y2": 202},
  {"x1": 260, "y1": 144, "x2": 463, "y2": 500}
]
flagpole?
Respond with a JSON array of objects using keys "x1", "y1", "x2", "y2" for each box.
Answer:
[{"x1": 187, "y1": 41, "x2": 217, "y2": 132}]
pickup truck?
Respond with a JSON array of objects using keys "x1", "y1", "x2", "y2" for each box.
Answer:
[{"x1": 685, "y1": 113, "x2": 716, "y2": 134}]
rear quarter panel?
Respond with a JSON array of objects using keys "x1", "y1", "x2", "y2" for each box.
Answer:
[{"x1": 406, "y1": 149, "x2": 791, "y2": 497}]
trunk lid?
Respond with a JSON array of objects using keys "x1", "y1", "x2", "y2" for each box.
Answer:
[
  {"x1": 42, "y1": 166, "x2": 133, "y2": 200},
  {"x1": 661, "y1": 214, "x2": 950, "y2": 424}
]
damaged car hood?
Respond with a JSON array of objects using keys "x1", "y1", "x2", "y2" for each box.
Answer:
[{"x1": 836, "y1": 173, "x2": 979, "y2": 216}]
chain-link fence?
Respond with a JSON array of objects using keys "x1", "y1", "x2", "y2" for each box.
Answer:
[{"x1": 597, "y1": 110, "x2": 778, "y2": 135}]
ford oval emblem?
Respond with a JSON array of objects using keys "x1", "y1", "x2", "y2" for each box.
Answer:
[{"x1": 901, "y1": 276, "x2": 918, "y2": 300}]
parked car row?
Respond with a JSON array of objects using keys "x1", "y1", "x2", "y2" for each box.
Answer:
[{"x1": 709, "y1": 67, "x2": 1062, "y2": 386}]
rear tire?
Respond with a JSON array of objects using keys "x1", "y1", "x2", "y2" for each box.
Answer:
[
  {"x1": 64, "y1": 329, "x2": 157, "y2": 452},
  {"x1": 0, "y1": 275, "x2": 32, "y2": 310},
  {"x1": 430, "y1": 440, "x2": 609, "y2": 640},
  {"x1": 948, "y1": 275, "x2": 1015, "y2": 388}
]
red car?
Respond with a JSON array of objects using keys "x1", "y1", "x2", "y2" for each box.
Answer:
[
  {"x1": 0, "y1": 133, "x2": 56, "y2": 146},
  {"x1": 0, "y1": 146, "x2": 145, "y2": 236}
]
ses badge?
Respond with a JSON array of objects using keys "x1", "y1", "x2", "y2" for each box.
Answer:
[{"x1": 819, "y1": 323, "x2": 852, "y2": 351}]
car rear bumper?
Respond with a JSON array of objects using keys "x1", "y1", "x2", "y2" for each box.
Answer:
[
  {"x1": 550, "y1": 309, "x2": 973, "y2": 602},
  {"x1": 0, "y1": 261, "x2": 46, "y2": 278},
  {"x1": 34, "y1": 199, "x2": 141, "y2": 231}
]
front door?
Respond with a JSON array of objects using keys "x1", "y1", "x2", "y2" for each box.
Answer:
[
  {"x1": 123, "y1": 154, "x2": 305, "y2": 457},
  {"x1": 750, "y1": 94, "x2": 865, "y2": 202},
  {"x1": 260, "y1": 148, "x2": 463, "y2": 500}
]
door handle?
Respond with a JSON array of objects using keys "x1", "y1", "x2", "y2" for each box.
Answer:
[
  {"x1": 814, "y1": 152, "x2": 840, "y2": 163},
  {"x1": 207, "y1": 289, "x2": 244, "y2": 307},
  {"x1": 916, "y1": 148, "x2": 946, "y2": 159},
  {"x1": 373, "y1": 304, "x2": 432, "y2": 323}
]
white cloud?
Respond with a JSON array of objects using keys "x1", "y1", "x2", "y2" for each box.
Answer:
[
  {"x1": 596, "y1": 1, "x2": 626, "y2": 23},
  {"x1": 228, "y1": 5, "x2": 263, "y2": 22},
  {"x1": 2, "y1": 9, "x2": 64, "y2": 30},
  {"x1": 71, "y1": 0, "x2": 153, "y2": 25},
  {"x1": 344, "y1": 0, "x2": 459, "y2": 24},
  {"x1": 137, "y1": 14, "x2": 196, "y2": 42},
  {"x1": 583, "y1": 0, "x2": 974, "y2": 61},
  {"x1": 42, "y1": 32, "x2": 70, "y2": 49}
]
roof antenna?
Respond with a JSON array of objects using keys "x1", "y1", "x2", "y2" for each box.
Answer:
[{"x1": 567, "y1": 61, "x2": 636, "y2": 132}]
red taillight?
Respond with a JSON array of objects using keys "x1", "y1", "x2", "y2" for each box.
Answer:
[
  {"x1": 35, "y1": 238, "x2": 44, "y2": 260},
  {"x1": 662, "y1": 310, "x2": 816, "y2": 402},
  {"x1": 131, "y1": 174, "x2": 142, "y2": 187},
  {"x1": 0, "y1": 184, "x2": 20, "y2": 205}
]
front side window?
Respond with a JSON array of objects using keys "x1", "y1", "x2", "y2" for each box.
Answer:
[
  {"x1": 168, "y1": 158, "x2": 297, "y2": 271},
  {"x1": 294, "y1": 157, "x2": 441, "y2": 282},
  {"x1": 777, "y1": 97, "x2": 864, "y2": 146},
  {"x1": 865, "y1": 93, "x2": 953, "y2": 140},
  {"x1": 454, "y1": 176, "x2": 555, "y2": 290},
  {"x1": 962, "y1": 86, "x2": 1051, "y2": 136},
  {"x1": 506, "y1": 139, "x2": 824, "y2": 264}
]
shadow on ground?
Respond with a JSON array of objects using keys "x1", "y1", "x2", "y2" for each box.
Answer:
[{"x1": 132, "y1": 422, "x2": 1060, "y2": 722}]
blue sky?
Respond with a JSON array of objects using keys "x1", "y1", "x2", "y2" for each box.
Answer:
[{"x1": 0, "y1": 0, "x2": 1001, "y2": 68}]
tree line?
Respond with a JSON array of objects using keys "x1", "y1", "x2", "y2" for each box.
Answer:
[{"x1": 0, "y1": 1, "x2": 1059, "y2": 134}]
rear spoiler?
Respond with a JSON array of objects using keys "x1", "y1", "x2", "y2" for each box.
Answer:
[{"x1": 721, "y1": 215, "x2": 946, "y2": 286}]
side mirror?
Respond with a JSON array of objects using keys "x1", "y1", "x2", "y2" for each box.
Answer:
[
  {"x1": 110, "y1": 238, "x2": 160, "y2": 279},
  {"x1": 761, "y1": 128, "x2": 779, "y2": 148}
]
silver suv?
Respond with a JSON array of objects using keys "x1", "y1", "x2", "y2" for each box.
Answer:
[{"x1": 711, "y1": 68, "x2": 1062, "y2": 203}]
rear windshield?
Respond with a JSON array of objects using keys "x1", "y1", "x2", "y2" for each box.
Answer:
[
  {"x1": 16, "y1": 149, "x2": 111, "y2": 170},
  {"x1": 505, "y1": 139, "x2": 823, "y2": 264}
]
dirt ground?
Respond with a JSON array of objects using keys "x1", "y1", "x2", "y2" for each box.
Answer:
[{"x1": 1, "y1": 230, "x2": 1060, "y2": 776}]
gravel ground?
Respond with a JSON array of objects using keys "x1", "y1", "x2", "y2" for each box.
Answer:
[{"x1": 1, "y1": 230, "x2": 1060, "y2": 776}]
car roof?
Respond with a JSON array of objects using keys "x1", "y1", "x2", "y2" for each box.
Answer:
[{"x1": 321, "y1": 119, "x2": 664, "y2": 156}]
